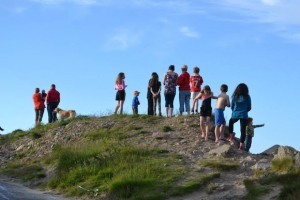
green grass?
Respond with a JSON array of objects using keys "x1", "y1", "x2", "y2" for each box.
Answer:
[
  {"x1": 2, "y1": 162, "x2": 46, "y2": 181},
  {"x1": 199, "y1": 159, "x2": 239, "y2": 171},
  {"x1": 170, "y1": 173, "x2": 220, "y2": 196},
  {"x1": 272, "y1": 157, "x2": 295, "y2": 172},
  {"x1": 245, "y1": 158, "x2": 300, "y2": 200},
  {"x1": 47, "y1": 140, "x2": 186, "y2": 199}
]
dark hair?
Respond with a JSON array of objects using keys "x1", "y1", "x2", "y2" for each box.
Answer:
[
  {"x1": 168, "y1": 65, "x2": 175, "y2": 71},
  {"x1": 116, "y1": 72, "x2": 125, "y2": 84},
  {"x1": 220, "y1": 84, "x2": 228, "y2": 93},
  {"x1": 51, "y1": 84, "x2": 56, "y2": 89},
  {"x1": 193, "y1": 66, "x2": 199, "y2": 74},
  {"x1": 201, "y1": 85, "x2": 211, "y2": 94},
  {"x1": 232, "y1": 83, "x2": 249, "y2": 101},
  {"x1": 149, "y1": 72, "x2": 159, "y2": 88}
]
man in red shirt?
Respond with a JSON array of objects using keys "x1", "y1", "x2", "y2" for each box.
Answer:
[
  {"x1": 177, "y1": 65, "x2": 191, "y2": 115},
  {"x1": 46, "y1": 84, "x2": 60, "y2": 123}
]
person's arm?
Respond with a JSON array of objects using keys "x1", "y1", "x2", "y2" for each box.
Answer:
[
  {"x1": 177, "y1": 74, "x2": 183, "y2": 86},
  {"x1": 163, "y1": 73, "x2": 167, "y2": 85},
  {"x1": 253, "y1": 124, "x2": 265, "y2": 128},
  {"x1": 211, "y1": 92, "x2": 218, "y2": 99},
  {"x1": 150, "y1": 87, "x2": 156, "y2": 96},
  {"x1": 247, "y1": 96, "x2": 252, "y2": 112},
  {"x1": 226, "y1": 95, "x2": 230, "y2": 107}
]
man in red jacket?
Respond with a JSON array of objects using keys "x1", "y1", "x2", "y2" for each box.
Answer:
[
  {"x1": 46, "y1": 84, "x2": 60, "y2": 123},
  {"x1": 177, "y1": 65, "x2": 191, "y2": 115}
]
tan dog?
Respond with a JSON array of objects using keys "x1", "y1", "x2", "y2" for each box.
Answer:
[{"x1": 54, "y1": 108, "x2": 76, "y2": 120}]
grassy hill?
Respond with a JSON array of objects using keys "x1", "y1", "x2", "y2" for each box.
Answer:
[{"x1": 0, "y1": 115, "x2": 299, "y2": 200}]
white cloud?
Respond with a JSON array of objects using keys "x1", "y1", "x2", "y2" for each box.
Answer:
[
  {"x1": 179, "y1": 26, "x2": 199, "y2": 38},
  {"x1": 30, "y1": 0, "x2": 107, "y2": 6},
  {"x1": 104, "y1": 29, "x2": 143, "y2": 50},
  {"x1": 261, "y1": 0, "x2": 280, "y2": 6}
]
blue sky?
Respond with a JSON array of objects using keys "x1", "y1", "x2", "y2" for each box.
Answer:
[{"x1": 1, "y1": 0, "x2": 300, "y2": 153}]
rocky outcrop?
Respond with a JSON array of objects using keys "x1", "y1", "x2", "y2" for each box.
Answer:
[{"x1": 0, "y1": 115, "x2": 299, "y2": 200}]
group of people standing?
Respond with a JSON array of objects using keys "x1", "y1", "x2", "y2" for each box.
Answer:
[
  {"x1": 32, "y1": 84, "x2": 60, "y2": 126},
  {"x1": 114, "y1": 65, "x2": 264, "y2": 152}
]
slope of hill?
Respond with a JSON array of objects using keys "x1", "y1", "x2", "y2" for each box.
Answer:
[{"x1": 0, "y1": 115, "x2": 299, "y2": 200}]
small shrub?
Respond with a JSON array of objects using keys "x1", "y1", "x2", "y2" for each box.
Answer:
[
  {"x1": 162, "y1": 126, "x2": 172, "y2": 132},
  {"x1": 272, "y1": 157, "x2": 295, "y2": 173}
]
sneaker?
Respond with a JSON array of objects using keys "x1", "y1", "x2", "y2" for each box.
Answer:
[
  {"x1": 239, "y1": 143, "x2": 244, "y2": 151},
  {"x1": 0, "y1": 127, "x2": 4, "y2": 131},
  {"x1": 227, "y1": 135, "x2": 234, "y2": 142}
]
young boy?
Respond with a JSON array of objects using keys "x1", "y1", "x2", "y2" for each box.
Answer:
[
  {"x1": 245, "y1": 117, "x2": 264, "y2": 152},
  {"x1": 190, "y1": 66, "x2": 203, "y2": 114},
  {"x1": 214, "y1": 84, "x2": 230, "y2": 143},
  {"x1": 132, "y1": 91, "x2": 140, "y2": 115}
]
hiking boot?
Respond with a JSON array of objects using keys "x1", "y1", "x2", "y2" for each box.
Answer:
[{"x1": 0, "y1": 127, "x2": 4, "y2": 131}]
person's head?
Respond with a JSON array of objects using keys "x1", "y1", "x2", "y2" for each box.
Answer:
[
  {"x1": 42, "y1": 89, "x2": 46, "y2": 93},
  {"x1": 202, "y1": 85, "x2": 211, "y2": 94},
  {"x1": 35, "y1": 88, "x2": 40, "y2": 93},
  {"x1": 232, "y1": 83, "x2": 249, "y2": 100},
  {"x1": 134, "y1": 90, "x2": 140, "y2": 96},
  {"x1": 220, "y1": 84, "x2": 228, "y2": 93},
  {"x1": 193, "y1": 66, "x2": 200, "y2": 74},
  {"x1": 247, "y1": 117, "x2": 253, "y2": 125},
  {"x1": 151, "y1": 72, "x2": 159, "y2": 80},
  {"x1": 181, "y1": 65, "x2": 188, "y2": 72},
  {"x1": 168, "y1": 65, "x2": 175, "y2": 71},
  {"x1": 51, "y1": 84, "x2": 56, "y2": 89},
  {"x1": 116, "y1": 72, "x2": 125, "y2": 83}
]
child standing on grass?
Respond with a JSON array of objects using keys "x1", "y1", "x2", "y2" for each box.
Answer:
[
  {"x1": 190, "y1": 66, "x2": 203, "y2": 114},
  {"x1": 132, "y1": 91, "x2": 140, "y2": 115},
  {"x1": 114, "y1": 72, "x2": 127, "y2": 114},
  {"x1": 245, "y1": 118, "x2": 264, "y2": 152},
  {"x1": 228, "y1": 83, "x2": 251, "y2": 150},
  {"x1": 193, "y1": 85, "x2": 216, "y2": 141},
  {"x1": 214, "y1": 84, "x2": 230, "y2": 143}
]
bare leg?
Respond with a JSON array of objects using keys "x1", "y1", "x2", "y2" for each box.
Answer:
[
  {"x1": 170, "y1": 108, "x2": 173, "y2": 117},
  {"x1": 119, "y1": 100, "x2": 124, "y2": 114},
  {"x1": 114, "y1": 101, "x2": 120, "y2": 114},
  {"x1": 220, "y1": 124, "x2": 225, "y2": 140},
  {"x1": 166, "y1": 107, "x2": 169, "y2": 118},
  {"x1": 200, "y1": 116, "x2": 206, "y2": 138},
  {"x1": 205, "y1": 117, "x2": 211, "y2": 141},
  {"x1": 195, "y1": 100, "x2": 199, "y2": 113},
  {"x1": 215, "y1": 126, "x2": 220, "y2": 143}
]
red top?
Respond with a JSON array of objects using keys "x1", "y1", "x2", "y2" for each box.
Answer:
[
  {"x1": 177, "y1": 72, "x2": 190, "y2": 91},
  {"x1": 46, "y1": 88, "x2": 60, "y2": 104},
  {"x1": 190, "y1": 75, "x2": 203, "y2": 92},
  {"x1": 33, "y1": 93, "x2": 44, "y2": 109}
]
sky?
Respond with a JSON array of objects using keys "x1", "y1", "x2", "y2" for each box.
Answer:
[{"x1": 1, "y1": 0, "x2": 300, "y2": 154}]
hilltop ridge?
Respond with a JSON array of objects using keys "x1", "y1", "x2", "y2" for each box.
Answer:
[{"x1": 0, "y1": 115, "x2": 299, "y2": 200}]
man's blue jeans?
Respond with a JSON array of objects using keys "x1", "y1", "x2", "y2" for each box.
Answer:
[{"x1": 179, "y1": 90, "x2": 191, "y2": 114}]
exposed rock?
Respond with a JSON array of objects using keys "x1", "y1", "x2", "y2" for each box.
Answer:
[
  {"x1": 0, "y1": 115, "x2": 299, "y2": 200},
  {"x1": 273, "y1": 146, "x2": 297, "y2": 160},
  {"x1": 295, "y1": 152, "x2": 300, "y2": 168},
  {"x1": 251, "y1": 159, "x2": 272, "y2": 170}
]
